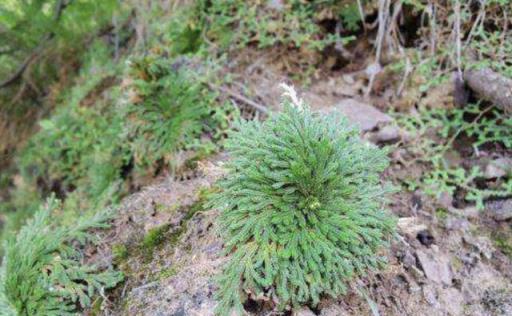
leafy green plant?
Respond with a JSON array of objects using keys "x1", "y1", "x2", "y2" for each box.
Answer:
[
  {"x1": 0, "y1": 0, "x2": 118, "y2": 51},
  {"x1": 395, "y1": 0, "x2": 512, "y2": 96},
  {"x1": 0, "y1": 197, "x2": 123, "y2": 316},
  {"x1": 0, "y1": 0, "x2": 120, "y2": 107},
  {"x1": 19, "y1": 101, "x2": 125, "y2": 192},
  {"x1": 396, "y1": 104, "x2": 512, "y2": 208},
  {"x1": 14, "y1": 41, "x2": 126, "y2": 204},
  {"x1": 0, "y1": 59, "x2": 126, "y2": 241},
  {"x1": 339, "y1": 1, "x2": 364, "y2": 31},
  {"x1": 123, "y1": 56, "x2": 232, "y2": 173},
  {"x1": 165, "y1": 8, "x2": 204, "y2": 56},
  {"x1": 210, "y1": 89, "x2": 395, "y2": 314},
  {"x1": 191, "y1": 0, "x2": 358, "y2": 52},
  {"x1": 1, "y1": 52, "x2": 233, "y2": 249}
]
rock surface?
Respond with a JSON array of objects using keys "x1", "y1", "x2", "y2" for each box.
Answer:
[
  {"x1": 293, "y1": 307, "x2": 316, "y2": 316},
  {"x1": 319, "y1": 305, "x2": 351, "y2": 316},
  {"x1": 416, "y1": 249, "x2": 453, "y2": 285},
  {"x1": 89, "y1": 156, "x2": 226, "y2": 316},
  {"x1": 373, "y1": 124, "x2": 401, "y2": 142},
  {"x1": 486, "y1": 199, "x2": 512, "y2": 221},
  {"x1": 323, "y1": 99, "x2": 393, "y2": 132},
  {"x1": 397, "y1": 217, "x2": 428, "y2": 239},
  {"x1": 484, "y1": 157, "x2": 512, "y2": 179},
  {"x1": 438, "y1": 288, "x2": 464, "y2": 315}
]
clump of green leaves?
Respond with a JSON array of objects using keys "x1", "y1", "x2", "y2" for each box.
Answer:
[
  {"x1": 0, "y1": 0, "x2": 121, "y2": 109},
  {"x1": 210, "y1": 93, "x2": 395, "y2": 314},
  {"x1": 0, "y1": 198, "x2": 123, "y2": 316},
  {"x1": 394, "y1": 0, "x2": 512, "y2": 95},
  {"x1": 19, "y1": 101, "x2": 126, "y2": 197},
  {"x1": 124, "y1": 56, "x2": 232, "y2": 173},
  {"x1": 112, "y1": 244, "x2": 129, "y2": 264},
  {"x1": 1, "y1": 54, "x2": 126, "y2": 239},
  {"x1": 191, "y1": 0, "x2": 358, "y2": 52},
  {"x1": 16, "y1": 41, "x2": 125, "y2": 198},
  {"x1": 142, "y1": 226, "x2": 169, "y2": 251},
  {"x1": 396, "y1": 104, "x2": 512, "y2": 208},
  {"x1": 4, "y1": 54, "x2": 233, "y2": 242}
]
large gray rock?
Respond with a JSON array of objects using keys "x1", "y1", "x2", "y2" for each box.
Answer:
[
  {"x1": 374, "y1": 124, "x2": 401, "y2": 142},
  {"x1": 416, "y1": 249, "x2": 453, "y2": 285},
  {"x1": 324, "y1": 99, "x2": 393, "y2": 132}
]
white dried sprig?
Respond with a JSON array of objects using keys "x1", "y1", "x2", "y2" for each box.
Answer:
[{"x1": 280, "y1": 83, "x2": 304, "y2": 111}]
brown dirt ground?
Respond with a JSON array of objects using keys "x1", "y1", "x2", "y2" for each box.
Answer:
[{"x1": 86, "y1": 61, "x2": 512, "y2": 316}]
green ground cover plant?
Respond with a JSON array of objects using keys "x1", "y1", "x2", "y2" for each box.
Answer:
[
  {"x1": 210, "y1": 88, "x2": 395, "y2": 314},
  {"x1": 160, "y1": 0, "x2": 363, "y2": 65},
  {"x1": 123, "y1": 56, "x2": 232, "y2": 174},
  {"x1": 198, "y1": 0, "x2": 355, "y2": 51},
  {"x1": 396, "y1": 104, "x2": 512, "y2": 209},
  {"x1": 0, "y1": 198, "x2": 123, "y2": 316},
  {"x1": 0, "y1": 0, "x2": 121, "y2": 110},
  {"x1": 1, "y1": 53, "x2": 233, "y2": 234}
]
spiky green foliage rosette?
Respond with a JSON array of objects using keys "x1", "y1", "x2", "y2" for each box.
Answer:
[
  {"x1": 210, "y1": 95, "x2": 395, "y2": 314},
  {"x1": 0, "y1": 198, "x2": 123, "y2": 315}
]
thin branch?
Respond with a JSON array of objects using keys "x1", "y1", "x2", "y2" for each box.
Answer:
[
  {"x1": 0, "y1": 0, "x2": 72, "y2": 89},
  {"x1": 0, "y1": 48, "x2": 41, "y2": 88},
  {"x1": 211, "y1": 84, "x2": 269, "y2": 114},
  {"x1": 365, "y1": 0, "x2": 390, "y2": 97},
  {"x1": 498, "y1": 6, "x2": 508, "y2": 59},
  {"x1": 428, "y1": 1, "x2": 437, "y2": 56},
  {"x1": 454, "y1": 0, "x2": 462, "y2": 77},
  {"x1": 356, "y1": 0, "x2": 367, "y2": 32},
  {"x1": 375, "y1": 0, "x2": 390, "y2": 63},
  {"x1": 464, "y1": 0, "x2": 487, "y2": 49},
  {"x1": 396, "y1": 47, "x2": 412, "y2": 97},
  {"x1": 53, "y1": 0, "x2": 67, "y2": 21}
]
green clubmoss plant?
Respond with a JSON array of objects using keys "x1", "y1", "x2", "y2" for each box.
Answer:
[
  {"x1": 0, "y1": 198, "x2": 123, "y2": 316},
  {"x1": 210, "y1": 87, "x2": 395, "y2": 314},
  {"x1": 124, "y1": 57, "x2": 226, "y2": 173}
]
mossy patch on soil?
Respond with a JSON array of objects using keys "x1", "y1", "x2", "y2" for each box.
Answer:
[
  {"x1": 112, "y1": 243, "x2": 129, "y2": 264},
  {"x1": 103, "y1": 184, "x2": 218, "y2": 315},
  {"x1": 157, "y1": 265, "x2": 181, "y2": 280},
  {"x1": 435, "y1": 208, "x2": 449, "y2": 222},
  {"x1": 143, "y1": 225, "x2": 170, "y2": 250},
  {"x1": 492, "y1": 231, "x2": 512, "y2": 258},
  {"x1": 155, "y1": 202, "x2": 180, "y2": 214}
]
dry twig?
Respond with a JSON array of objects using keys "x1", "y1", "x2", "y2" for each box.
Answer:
[
  {"x1": 0, "y1": 0, "x2": 72, "y2": 89},
  {"x1": 211, "y1": 84, "x2": 269, "y2": 114}
]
